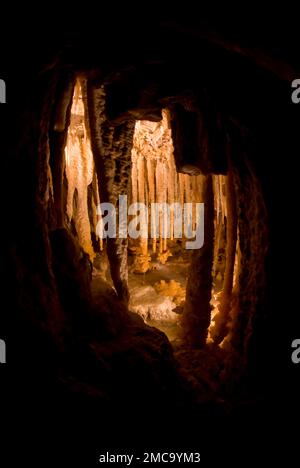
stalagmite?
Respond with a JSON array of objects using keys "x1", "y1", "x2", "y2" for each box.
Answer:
[
  {"x1": 137, "y1": 154, "x2": 148, "y2": 258},
  {"x1": 225, "y1": 159, "x2": 268, "y2": 370},
  {"x1": 182, "y1": 174, "x2": 214, "y2": 347}
]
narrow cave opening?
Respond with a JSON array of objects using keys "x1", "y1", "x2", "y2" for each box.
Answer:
[{"x1": 127, "y1": 110, "x2": 202, "y2": 341}]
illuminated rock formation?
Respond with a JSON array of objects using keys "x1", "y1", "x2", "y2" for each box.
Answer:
[
  {"x1": 87, "y1": 83, "x2": 135, "y2": 303},
  {"x1": 210, "y1": 165, "x2": 238, "y2": 344},
  {"x1": 63, "y1": 88, "x2": 246, "y2": 356},
  {"x1": 130, "y1": 110, "x2": 203, "y2": 272},
  {"x1": 64, "y1": 80, "x2": 96, "y2": 261},
  {"x1": 129, "y1": 285, "x2": 179, "y2": 324},
  {"x1": 154, "y1": 279, "x2": 186, "y2": 306}
]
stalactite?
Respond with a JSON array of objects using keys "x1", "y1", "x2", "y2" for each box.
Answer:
[
  {"x1": 64, "y1": 80, "x2": 95, "y2": 260},
  {"x1": 211, "y1": 175, "x2": 226, "y2": 286},
  {"x1": 167, "y1": 147, "x2": 175, "y2": 240},
  {"x1": 191, "y1": 176, "x2": 197, "y2": 231},
  {"x1": 131, "y1": 156, "x2": 138, "y2": 205},
  {"x1": 162, "y1": 161, "x2": 168, "y2": 253},
  {"x1": 146, "y1": 157, "x2": 156, "y2": 251},
  {"x1": 91, "y1": 169, "x2": 102, "y2": 251},
  {"x1": 50, "y1": 78, "x2": 75, "y2": 229},
  {"x1": 130, "y1": 109, "x2": 204, "y2": 272},
  {"x1": 155, "y1": 160, "x2": 164, "y2": 253},
  {"x1": 179, "y1": 173, "x2": 185, "y2": 210}
]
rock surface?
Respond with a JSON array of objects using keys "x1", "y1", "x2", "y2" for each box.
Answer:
[{"x1": 129, "y1": 285, "x2": 179, "y2": 323}]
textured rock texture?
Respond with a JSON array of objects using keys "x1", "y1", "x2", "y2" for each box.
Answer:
[
  {"x1": 129, "y1": 285, "x2": 179, "y2": 323},
  {"x1": 86, "y1": 83, "x2": 135, "y2": 303}
]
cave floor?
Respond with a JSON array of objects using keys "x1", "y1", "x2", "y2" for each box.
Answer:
[
  {"x1": 92, "y1": 251, "x2": 190, "y2": 342},
  {"x1": 128, "y1": 257, "x2": 189, "y2": 342}
]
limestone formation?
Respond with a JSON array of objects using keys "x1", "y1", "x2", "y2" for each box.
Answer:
[
  {"x1": 64, "y1": 80, "x2": 95, "y2": 261},
  {"x1": 130, "y1": 110, "x2": 203, "y2": 272},
  {"x1": 86, "y1": 83, "x2": 135, "y2": 303}
]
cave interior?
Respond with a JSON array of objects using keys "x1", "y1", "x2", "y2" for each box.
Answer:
[{"x1": 1, "y1": 11, "x2": 300, "y2": 465}]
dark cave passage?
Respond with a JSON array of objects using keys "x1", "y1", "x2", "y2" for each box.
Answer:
[
  {"x1": 4, "y1": 18, "x2": 300, "y2": 460},
  {"x1": 2, "y1": 12, "x2": 300, "y2": 466},
  {"x1": 40, "y1": 67, "x2": 268, "y2": 393}
]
